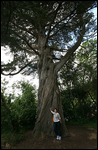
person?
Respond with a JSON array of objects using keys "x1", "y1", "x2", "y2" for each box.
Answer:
[{"x1": 50, "y1": 108, "x2": 61, "y2": 140}]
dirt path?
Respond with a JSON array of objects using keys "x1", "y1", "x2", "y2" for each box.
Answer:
[{"x1": 11, "y1": 126, "x2": 97, "y2": 149}]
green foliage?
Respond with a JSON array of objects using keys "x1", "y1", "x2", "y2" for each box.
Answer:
[
  {"x1": 60, "y1": 39, "x2": 97, "y2": 121},
  {"x1": 1, "y1": 92, "x2": 17, "y2": 132},
  {"x1": 1, "y1": 103, "x2": 12, "y2": 132},
  {"x1": 66, "y1": 118, "x2": 97, "y2": 129},
  {"x1": 1, "y1": 1, "x2": 97, "y2": 75},
  {"x1": 11, "y1": 81, "x2": 37, "y2": 129},
  {"x1": 1, "y1": 80, "x2": 37, "y2": 147},
  {"x1": 61, "y1": 89, "x2": 95, "y2": 121},
  {"x1": 1, "y1": 130, "x2": 24, "y2": 148}
]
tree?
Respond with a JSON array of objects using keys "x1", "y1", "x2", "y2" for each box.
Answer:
[
  {"x1": 59, "y1": 38, "x2": 97, "y2": 120},
  {"x1": 76, "y1": 39, "x2": 97, "y2": 110},
  {"x1": 1, "y1": 92, "x2": 19, "y2": 132},
  {"x1": 12, "y1": 81, "x2": 37, "y2": 129},
  {"x1": 1, "y1": 1, "x2": 97, "y2": 136},
  {"x1": 1, "y1": 80, "x2": 37, "y2": 133}
]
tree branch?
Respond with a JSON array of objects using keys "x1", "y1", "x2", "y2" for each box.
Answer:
[
  {"x1": 14, "y1": 32, "x2": 40, "y2": 56},
  {"x1": 49, "y1": 46, "x2": 67, "y2": 52},
  {"x1": 88, "y1": 91, "x2": 97, "y2": 105},
  {"x1": 12, "y1": 22, "x2": 37, "y2": 38},
  {"x1": 49, "y1": 17, "x2": 78, "y2": 39},
  {"x1": 49, "y1": 8, "x2": 76, "y2": 35},
  {"x1": 1, "y1": 58, "x2": 39, "y2": 76},
  {"x1": 55, "y1": 22, "x2": 86, "y2": 72},
  {"x1": 45, "y1": 2, "x2": 62, "y2": 44},
  {"x1": 48, "y1": 56, "x2": 61, "y2": 60}
]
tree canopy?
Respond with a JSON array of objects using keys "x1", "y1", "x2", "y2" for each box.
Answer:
[{"x1": 1, "y1": 1, "x2": 97, "y2": 75}]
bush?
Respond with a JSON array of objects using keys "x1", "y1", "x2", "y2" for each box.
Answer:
[
  {"x1": 11, "y1": 81, "x2": 37, "y2": 130},
  {"x1": 61, "y1": 89, "x2": 97, "y2": 122},
  {"x1": 1, "y1": 81, "x2": 37, "y2": 147}
]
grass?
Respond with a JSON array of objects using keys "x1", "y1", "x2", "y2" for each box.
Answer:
[
  {"x1": 66, "y1": 118, "x2": 97, "y2": 129},
  {"x1": 1, "y1": 129, "x2": 25, "y2": 149},
  {"x1": 83, "y1": 120, "x2": 97, "y2": 129},
  {"x1": 1, "y1": 125, "x2": 35, "y2": 149}
]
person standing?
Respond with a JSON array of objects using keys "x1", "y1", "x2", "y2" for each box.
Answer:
[{"x1": 50, "y1": 108, "x2": 61, "y2": 140}]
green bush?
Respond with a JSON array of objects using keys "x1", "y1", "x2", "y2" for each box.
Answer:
[
  {"x1": 11, "y1": 81, "x2": 37, "y2": 130},
  {"x1": 1, "y1": 81, "x2": 37, "y2": 147},
  {"x1": 61, "y1": 88, "x2": 97, "y2": 121}
]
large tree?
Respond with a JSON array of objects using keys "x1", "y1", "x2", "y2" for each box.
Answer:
[{"x1": 1, "y1": 1, "x2": 97, "y2": 136}]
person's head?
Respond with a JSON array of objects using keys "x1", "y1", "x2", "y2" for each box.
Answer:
[{"x1": 54, "y1": 108, "x2": 57, "y2": 113}]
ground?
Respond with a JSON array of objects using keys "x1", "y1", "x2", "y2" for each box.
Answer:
[{"x1": 4, "y1": 126, "x2": 97, "y2": 149}]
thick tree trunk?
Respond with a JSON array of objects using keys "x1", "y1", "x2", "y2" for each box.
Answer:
[
  {"x1": 33, "y1": 50, "x2": 68, "y2": 136},
  {"x1": 33, "y1": 23, "x2": 85, "y2": 136}
]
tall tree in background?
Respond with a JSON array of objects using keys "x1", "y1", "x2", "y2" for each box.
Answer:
[
  {"x1": 1, "y1": 1, "x2": 97, "y2": 136},
  {"x1": 59, "y1": 39, "x2": 97, "y2": 119}
]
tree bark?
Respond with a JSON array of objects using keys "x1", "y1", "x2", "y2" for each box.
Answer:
[
  {"x1": 33, "y1": 22, "x2": 85, "y2": 136},
  {"x1": 33, "y1": 47, "x2": 68, "y2": 137}
]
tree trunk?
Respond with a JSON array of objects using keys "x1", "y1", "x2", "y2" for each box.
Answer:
[
  {"x1": 33, "y1": 22, "x2": 85, "y2": 136},
  {"x1": 33, "y1": 48, "x2": 68, "y2": 136}
]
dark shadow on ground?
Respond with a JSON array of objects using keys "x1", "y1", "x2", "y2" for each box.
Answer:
[{"x1": 6, "y1": 126, "x2": 97, "y2": 149}]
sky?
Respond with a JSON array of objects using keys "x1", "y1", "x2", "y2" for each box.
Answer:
[
  {"x1": 1, "y1": 46, "x2": 39, "y2": 96},
  {"x1": 1, "y1": 7, "x2": 97, "y2": 96}
]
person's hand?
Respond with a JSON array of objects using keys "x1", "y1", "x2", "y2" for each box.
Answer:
[{"x1": 50, "y1": 108, "x2": 52, "y2": 111}]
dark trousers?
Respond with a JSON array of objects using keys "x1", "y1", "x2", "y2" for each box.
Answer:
[{"x1": 54, "y1": 121, "x2": 61, "y2": 136}]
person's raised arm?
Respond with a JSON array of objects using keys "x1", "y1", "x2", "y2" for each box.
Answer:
[
  {"x1": 50, "y1": 108, "x2": 52, "y2": 112},
  {"x1": 50, "y1": 108, "x2": 55, "y2": 114}
]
